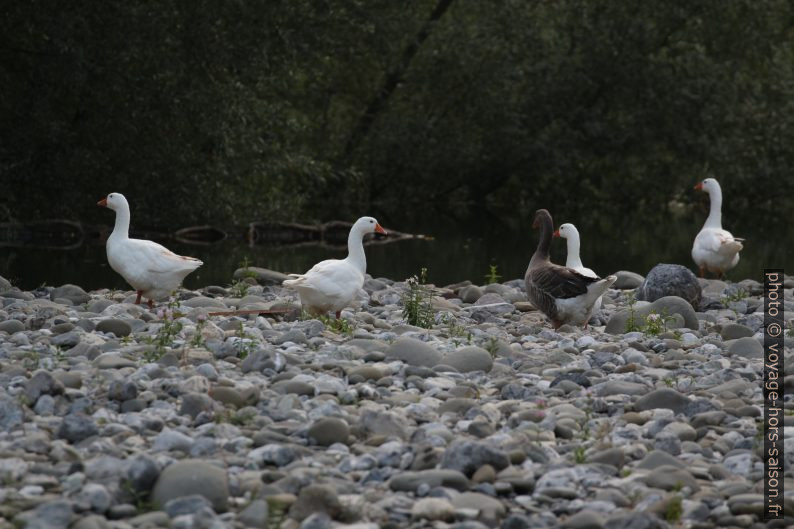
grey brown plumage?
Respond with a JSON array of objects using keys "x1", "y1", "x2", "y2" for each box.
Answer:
[{"x1": 525, "y1": 209, "x2": 615, "y2": 328}]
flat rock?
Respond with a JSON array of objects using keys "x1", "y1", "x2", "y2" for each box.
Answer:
[
  {"x1": 634, "y1": 388, "x2": 689, "y2": 414},
  {"x1": 288, "y1": 484, "x2": 342, "y2": 522},
  {"x1": 726, "y1": 336, "x2": 763, "y2": 359},
  {"x1": 389, "y1": 469, "x2": 470, "y2": 492},
  {"x1": 720, "y1": 323, "x2": 754, "y2": 340},
  {"x1": 0, "y1": 319, "x2": 25, "y2": 334},
  {"x1": 385, "y1": 337, "x2": 441, "y2": 367},
  {"x1": 307, "y1": 417, "x2": 350, "y2": 446},
  {"x1": 181, "y1": 296, "x2": 228, "y2": 309},
  {"x1": 51, "y1": 284, "x2": 91, "y2": 305},
  {"x1": 92, "y1": 353, "x2": 137, "y2": 369},
  {"x1": 95, "y1": 319, "x2": 132, "y2": 337}
]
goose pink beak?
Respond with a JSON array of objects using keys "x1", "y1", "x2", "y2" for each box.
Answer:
[
  {"x1": 374, "y1": 223, "x2": 387, "y2": 235},
  {"x1": 97, "y1": 197, "x2": 108, "y2": 207},
  {"x1": 552, "y1": 229, "x2": 560, "y2": 238},
  {"x1": 694, "y1": 182, "x2": 703, "y2": 191}
]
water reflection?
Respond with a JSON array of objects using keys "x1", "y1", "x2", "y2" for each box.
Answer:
[{"x1": 1, "y1": 206, "x2": 790, "y2": 291}]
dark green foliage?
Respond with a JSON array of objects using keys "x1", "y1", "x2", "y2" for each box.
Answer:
[{"x1": 2, "y1": 0, "x2": 792, "y2": 225}]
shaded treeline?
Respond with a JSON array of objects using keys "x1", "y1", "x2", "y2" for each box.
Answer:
[{"x1": 2, "y1": 0, "x2": 793, "y2": 227}]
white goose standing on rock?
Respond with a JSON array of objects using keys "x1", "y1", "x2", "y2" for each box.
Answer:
[
  {"x1": 283, "y1": 216, "x2": 387, "y2": 318},
  {"x1": 525, "y1": 209, "x2": 615, "y2": 329},
  {"x1": 554, "y1": 222, "x2": 602, "y2": 313},
  {"x1": 98, "y1": 192, "x2": 203, "y2": 309},
  {"x1": 691, "y1": 178, "x2": 744, "y2": 278}
]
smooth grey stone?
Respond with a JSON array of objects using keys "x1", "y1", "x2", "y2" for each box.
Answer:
[
  {"x1": 389, "y1": 469, "x2": 470, "y2": 492},
  {"x1": 606, "y1": 296, "x2": 698, "y2": 334},
  {"x1": 20, "y1": 499, "x2": 75, "y2": 529},
  {"x1": 726, "y1": 336, "x2": 763, "y2": 359},
  {"x1": 0, "y1": 395, "x2": 24, "y2": 430},
  {"x1": 612, "y1": 271, "x2": 644, "y2": 290},
  {"x1": 385, "y1": 337, "x2": 442, "y2": 367},
  {"x1": 181, "y1": 296, "x2": 228, "y2": 309},
  {"x1": 640, "y1": 464, "x2": 699, "y2": 491},
  {"x1": 561, "y1": 510, "x2": 605, "y2": 529},
  {"x1": 442, "y1": 346, "x2": 493, "y2": 373},
  {"x1": 126, "y1": 454, "x2": 160, "y2": 494},
  {"x1": 77, "y1": 483, "x2": 112, "y2": 514},
  {"x1": 597, "y1": 380, "x2": 649, "y2": 397},
  {"x1": 92, "y1": 353, "x2": 136, "y2": 369},
  {"x1": 233, "y1": 266, "x2": 289, "y2": 285},
  {"x1": 634, "y1": 388, "x2": 689, "y2": 414},
  {"x1": 0, "y1": 319, "x2": 25, "y2": 334},
  {"x1": 57, "y1": 413, "x2": 98, "y2": 443},
  {"x1": 440, "y1": 440, "x2": 509, "y2": 477},
  {"x1": 307, "y1": 418, "x2": 349, "y2": 446},
  {"x1": 720, "y1": 323, "x2": 754, "y2": 340},
  {"x1": 604, "y1": 513, "x2": 668, "y2": 529},
  {"x1": 450, "y1": 492, "x2": 505, "y2": 523},
  {"x1": 51, "y1": 322, "x2": 75, "y2": 334},
  {"x1": 359, "y1": 409, "x2": 409, "y2": 439},
  {"x1": 95, "y1": 319, "x2": 132, "y2": 337},
  {"x1": 152, "y1": 460, "x2": 228, "y2": 512},
  {"x1": 180, "y1": 392, "x2": 215, "y2": 419},
  {"x1": 87, "y1": 299, "x2": 116, "y2": 313},
  {"x1": 164, "y1": 494, "x2": 213, "y2": 517},
  {"x1": 636, "y1": 264, "x2": 702, "y2": 309},
  {"x1": 459, "y1": 285, "x2": 484, "y2": 303},
  {"x1": 52, "y1": 331, "x2": 82, "y2": 347},
  {"x1": 271, "y1": 379, "x2": 316, "y2": 396},
  {"x1": 727, "y1": 493, "x2": 764, "y2": 515},
  {"x1": 238, "y1": 499, "x2": 268, "y2": 527},
  {"x1": 71, "y1": 514, "x2": 109, "y2": 529},
  {"x1": 289, "y1": 484, "x2": 342, "y2": 522},
  {"x1": 108, "y1": 380, "x2": 138, "y2": 401},
  {"x1": 588, "y1": 447, "x2": 624, "y2": 468},
  {"x1": 51, "y1": 284, "x2": 90, "y2": 305},
  {"x1": 637, "y1": 450, "x2": 685, "y2": 469},
  {"x1": 275, "y1": 329, "x2": 308, "y2": 345},
  {"x1": 24, "y1": 370, "x2": 64, "y2": 404}
]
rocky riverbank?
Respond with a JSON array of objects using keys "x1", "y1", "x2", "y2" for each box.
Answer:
[{"x1": 0, "y1": 269, "x2": 792, "y2": 529}]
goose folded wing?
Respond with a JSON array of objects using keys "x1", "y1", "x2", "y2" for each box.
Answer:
[{"x1": 530, "y1": 265, "x2": 599, "y2": 299}]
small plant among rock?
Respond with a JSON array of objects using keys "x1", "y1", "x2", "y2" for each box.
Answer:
[
  {"x1": 573, "y1": 446, "x2": 586, "y2": 464},
  {"x1": 235, "y1": 321, "x2": 256, "y2": 359},
  {"x1": 442, "y1": 313, "x2": 472, "y2": 345},
  {"x1": 623, "y1": 292, "x2": 676, "y2": 336},
  {"x1": 402, "y1": 267, "x2": 434, "y2": 328},
  {"x1": 484, "y1": 264, "x2": 502, "y2": 284},
  {"x1": 144, "y1": 298, "x2": 183, "y2": 362},
  {"x1": 317, "y1": 314, "x2": 354, "y2": 335},
  {"x1": 625, "y1": 292, "x2": 640, "y2": 332},
  {"x1": 665, "y1": 495, "x2": 683, "y2": 523},
  {"x1": 482, "y1": 336, "x2": 500, "y2": 358},
  {"x1": 787, "y1": 319, "x2": 793, "y2": 338},
  {"x1": 721, "y1": 287, "x2": 748, "y2": 304},
  {"x1": 190, "y1": 314, "x2": 208, "y2": 348}
]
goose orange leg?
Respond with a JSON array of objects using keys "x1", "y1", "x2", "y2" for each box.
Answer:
[
  {"x1": 699, "y1": 267, "x2": 705, "y2": 279},
  {"x1": 135, "y1": 291, "x2": 143, "y2": 304}
]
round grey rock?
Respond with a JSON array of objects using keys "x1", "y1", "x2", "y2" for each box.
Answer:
[
  {"x1": 634, "y1": 388, "x2": 689, "y2": 414},
  {"x1": 57, "y1": 413, "x2": 98, "y2": 443},
  {"x1": 720, "y1": 323, "x2": 754, "y2": 340},
  {"x1": 612, "y1": 271, "x2": 644, "y2": 290},
  {"x1": 151, "y1": 460, "x2": 229, "y2": 512},
  {"x1": 726, "y1": 337, "x2": 763, "y2": 359},
  {"x1": 442, "y1": 346, "x2": 493, "y2": 373},
  {"x1": 0, "y1": 319, "x2": 25, "y2": 334},
  {"x1": 289, "y1": 484, "x2": 342, "y2": 522},
  {"x1": 636, "y1": 264, "x2": 702, "y2": 309},
  {"x1": 307, "y1": 418, "x2": 350, "y2": 446},
  {"x1": 95, "y1": 319, "x2": 132, "y2": 337}
]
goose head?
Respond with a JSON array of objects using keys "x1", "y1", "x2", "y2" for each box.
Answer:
[
  {"x1": 694, "y1": 177, "x2": 720, "y2": 194},
  {"x1": 553, "y1": 223, "x2": 579, "y2": 240},
  {"x1": 97, "y1": 192, "x2": 129, "y2": 211},
  {"x1": 532, "y1": 209, "x2": 552, "y2": 230},
  {"x1": 352, "y1": 216, "x2": 387, "y2": 236}
]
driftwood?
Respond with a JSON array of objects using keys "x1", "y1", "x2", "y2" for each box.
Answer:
[
  {"x1": 207, "y1": 308, "x2": 293, "y2": 317},
  {"x1": 174, "y1": 225, "x2": 227, "y2": 245},
  {"x1": 0, "y1": 219, "x2": 84, "y2": 250}
]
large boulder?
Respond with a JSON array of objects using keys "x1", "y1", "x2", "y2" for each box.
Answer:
[
  {"x1": 636, "y1": 264, "x2": 701, "y2": 309},
  {"x1": 606, "y1": 296, "x2": 698, "y2": 334}
]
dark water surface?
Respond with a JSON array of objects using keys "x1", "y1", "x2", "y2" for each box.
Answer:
[{"x1": 2, "y1": 206, "x2": 790, "y2": 292}]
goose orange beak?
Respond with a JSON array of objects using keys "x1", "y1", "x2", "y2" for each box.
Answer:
[
  {"x1": 374, "y1": 223, "x2": 387, "y2": 235},
  {"x1": 694, "y1": 182, "x2": 703, "y2": 191},
  {"x1": 552, "y1": 229, "x2": 560, "y2": 238},
  {"x1": 97, "y1": 197, "x2": 108, "y2": 207}
]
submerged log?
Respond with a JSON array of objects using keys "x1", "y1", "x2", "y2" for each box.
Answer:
[
  {"x1": 174, "y1": 225, "x2": 227, "y2": 245},
  {"x1": 0, "y1": 220, "x2": 84, "y2": 250}
]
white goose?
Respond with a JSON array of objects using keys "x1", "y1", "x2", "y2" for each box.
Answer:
[
  {"x1": 691, "y1": 178, "x2": 744, "y2": 278},
  {"x1": 283, "y1": 216, "x2": 386, "y2": 318},
  {"x1": 553, "y1": 223, "x2": 602, "y2": 312},
  {"x1": 98, "y1": 193, "x2": 203, "y2": 308}
]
